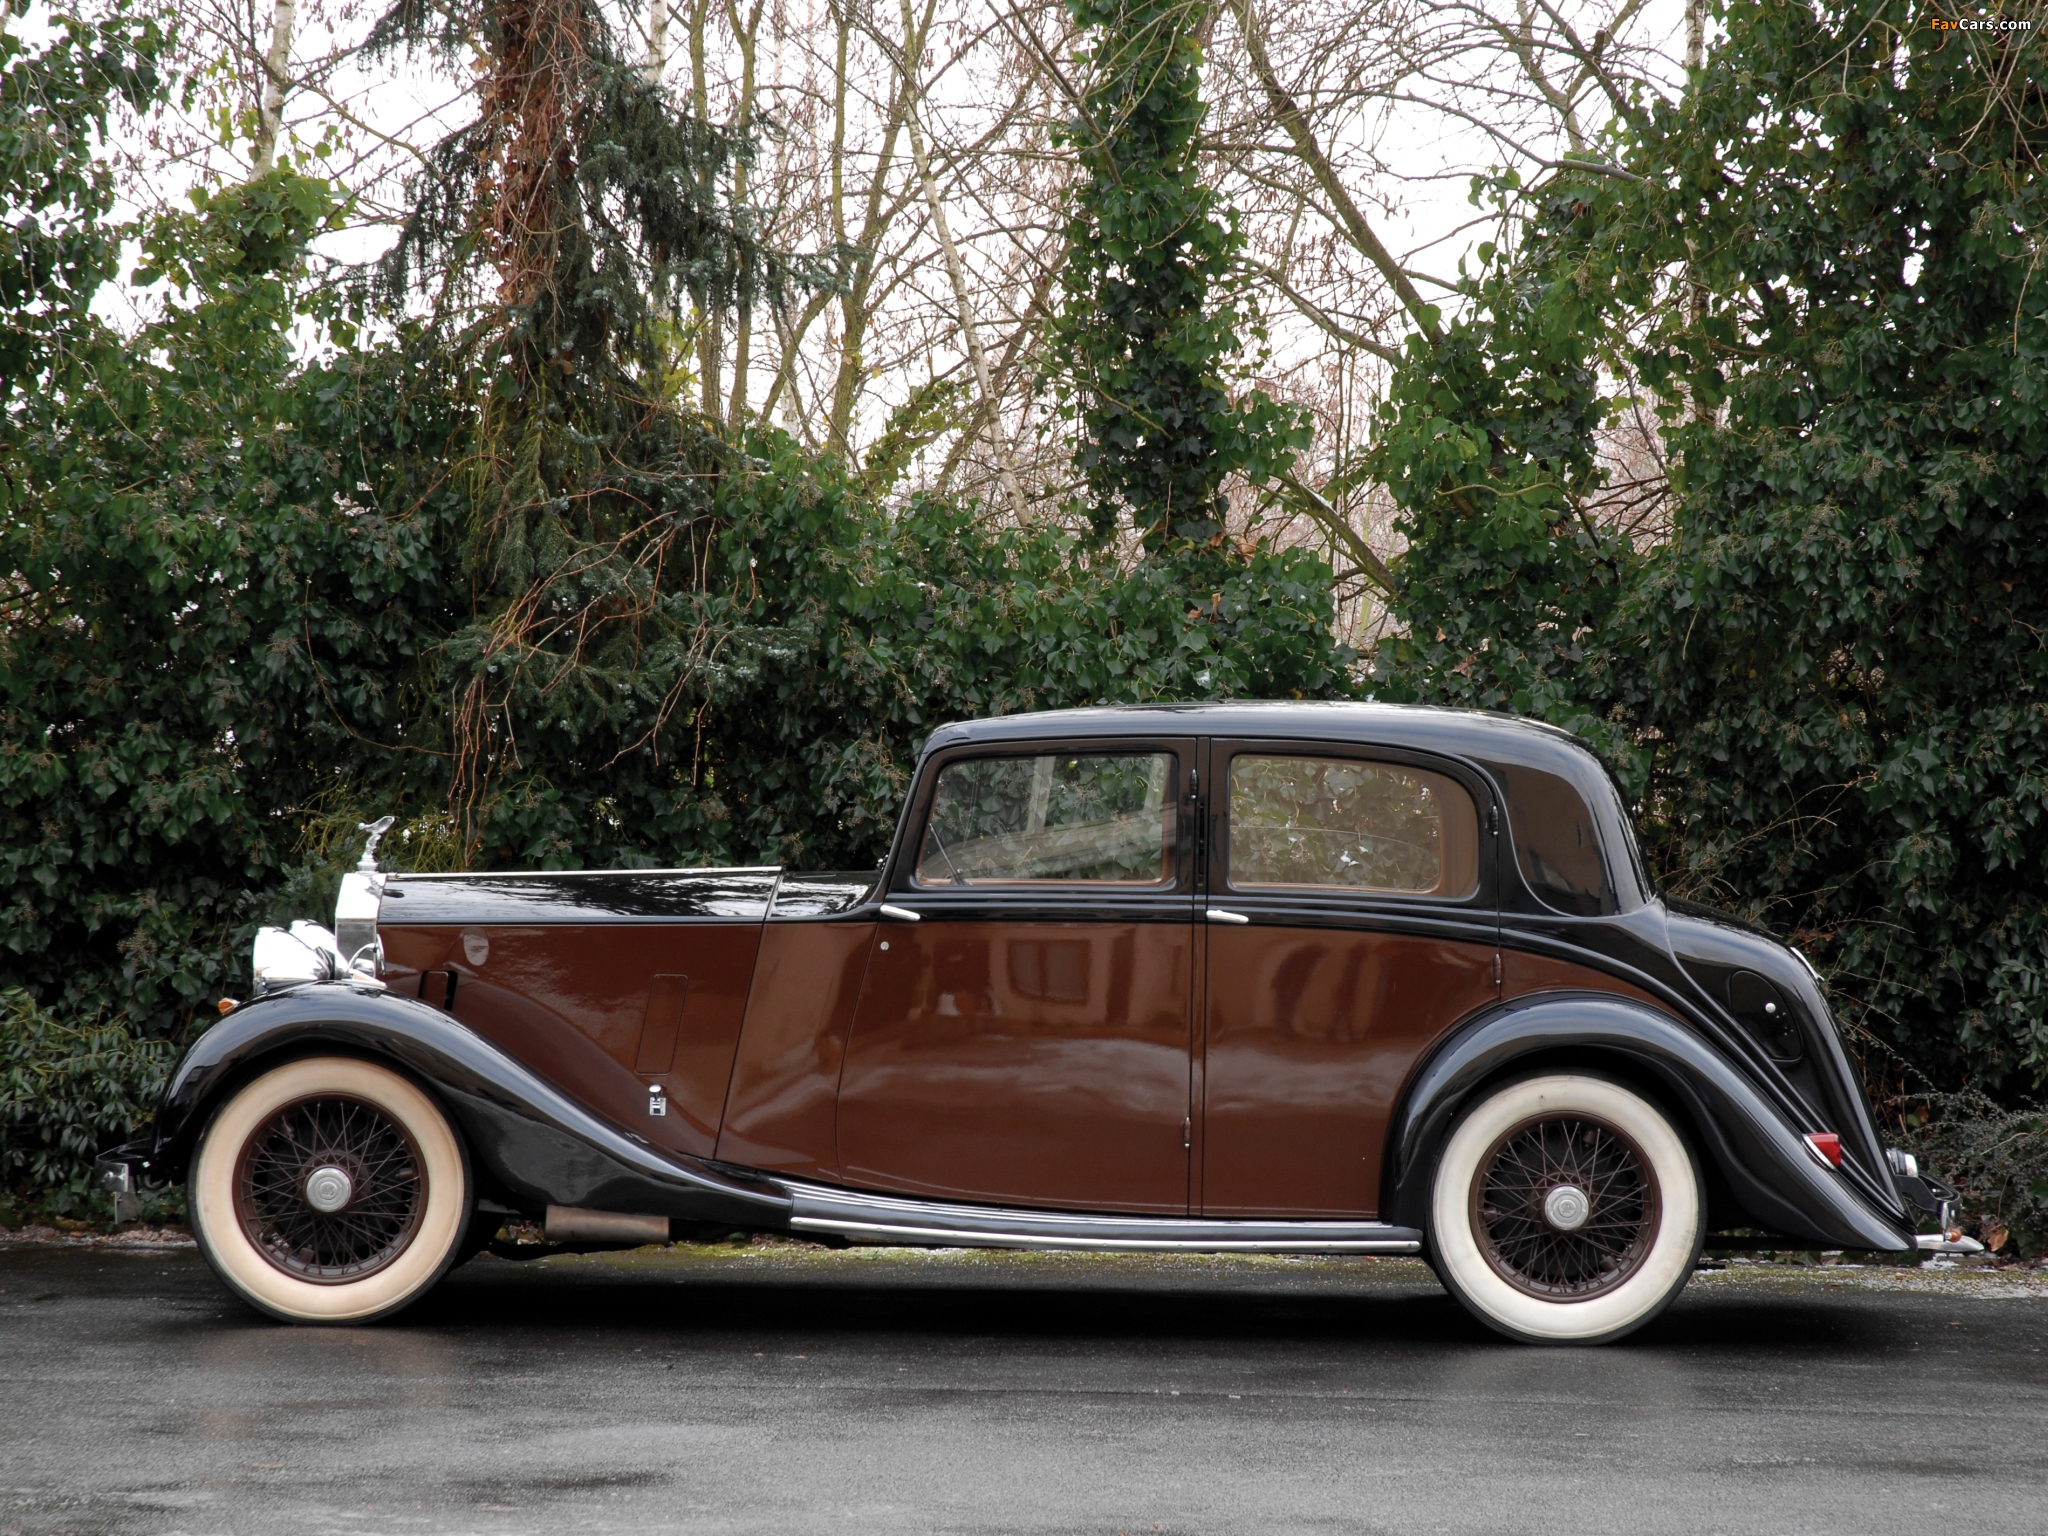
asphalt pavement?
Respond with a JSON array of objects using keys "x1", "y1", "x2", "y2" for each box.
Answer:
[{"x1": 2, "y1": 1237, "x2": 2044, "y2": 1536}]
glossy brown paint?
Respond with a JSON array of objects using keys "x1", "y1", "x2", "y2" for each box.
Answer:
[
  {"x1": 1199, "y1": 927, "x2": 1500, "y2": 1217},
  {"x1": 837, "y1": 920, "x2": 1193, "y2": 1213},
  {"x1": 1500, "y1": 948, "x2": 1666, "y2": 1011},
  {"x1": 378, "y1": 921, "x2": 761, "y2": 1156},
  {"x1": 715, "y1": 922, "x2": 877, "y2": 1179},
  {"x1": 635, "y1": 975, "x2": 691, "y2": 1072}
]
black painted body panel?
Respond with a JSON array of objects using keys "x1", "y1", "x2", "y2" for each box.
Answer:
[
  {"x1": 1664, "y1": 909, "x2": 1894, "y2": 1196},
  {"x1": 1382, "y1": 992, "x2": 1915, "y2": 1251},
  {"x1": 147, "y1": 984, "x2": 791, "y2": 1224},
  {"x1": 381, "y1": 869, "x2": 781, "y2": 924}
]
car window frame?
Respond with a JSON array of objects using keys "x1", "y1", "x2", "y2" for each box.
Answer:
[
  {"x1": 1206, "y1": 740, "x2": 1499, "y2": 912},
  {"x1": 889, "y1": 737, "x2": 1200, "y2": 900}
]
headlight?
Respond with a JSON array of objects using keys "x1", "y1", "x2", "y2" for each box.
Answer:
[{"x1": 252, "y1": 922, "x2": 344, "y2": 995}]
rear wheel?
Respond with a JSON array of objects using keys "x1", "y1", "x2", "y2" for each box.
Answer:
[
  {"x1": 189, "y1": 1057, "x2": 470, "y2": 1323},
  {"x1": 1428, "y1": 1073, "x2": 1702, "y2": 1344}
]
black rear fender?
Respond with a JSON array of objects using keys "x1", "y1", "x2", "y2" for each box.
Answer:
[{"x1": 1384, "y1": 993, "x2": 1915, "y2": 1252}]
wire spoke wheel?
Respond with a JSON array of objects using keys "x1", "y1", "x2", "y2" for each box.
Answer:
[
  {"x1": 1432, "y1": 1075, "x2": 1700, "y2": 1343},
  {"x1": 233, "y1": 1095, "x2": 426, "y2": 1283},
  {"x1": 1470, "y1": 1112, "x2": 1661, "y2": 1301}
]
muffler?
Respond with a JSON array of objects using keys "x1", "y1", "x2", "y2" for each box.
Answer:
[{"x1": 544, "y1": 1205, "x2": 672, "y2": 1245}]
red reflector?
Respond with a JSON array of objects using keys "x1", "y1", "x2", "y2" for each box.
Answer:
[{"x1": 1804, "y1": 1132, "x2": 1844, "y2": 1168}]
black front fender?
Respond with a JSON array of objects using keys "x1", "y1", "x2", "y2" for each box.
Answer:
[
  {"x1": 146, "y1": 983, "x2": 791, "y2": 1226},
  {"x1": 1384, "y1": 993, "x2": 1915, "y2": 1252}
]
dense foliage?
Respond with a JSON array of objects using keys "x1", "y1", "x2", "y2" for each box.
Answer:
[
  {"x1": 1898, "y1": 1091, "x2": 2048, "y2": 1259},
  {"x1": 1364, "y1": 174, "x2": 1625, "y2": 748},
  {"x1": 0, "y1": 0, "x2": 162, "y2": 400},
  {"x1": 1046, "y1": 0, "x2": 1306, "y2": 547},
  {"x1": 1, "y1": 988, "x2": 179, "y2": 1224},
  {"x1": 5, "y1": 0, "x2": 2044, "y2": 1257},
  {"x1": 1372, "y1": 0, "x2": 2048, "y2": 1128},
  {"x1": 0, "y1": 3, "x2": 1350, "y2": 1214}
]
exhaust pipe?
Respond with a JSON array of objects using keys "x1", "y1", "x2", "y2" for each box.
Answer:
[{"x1": 544, "y1": 1206, "x2": 672, "y2": 1245}]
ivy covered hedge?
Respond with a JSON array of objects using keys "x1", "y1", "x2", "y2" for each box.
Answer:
[
  {"x1": 0, "y1": 6, "x2": 1353, "y2": 1218},
  {"x1": 4, "y1": 0, "x2": 2043, "y2": 1260},
  {"x1": 1372, "y1": 0, "x2": 2048, "y2": 1110}
]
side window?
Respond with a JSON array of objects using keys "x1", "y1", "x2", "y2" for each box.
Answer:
[
  {"x1": 1493, "y1": 763, "x2": 1614, "y2": 917},
  {"x1": 913, "y1": 753, "x2": 1177, "y2": 886},
  {"x1": 1226, "y1": 755, "x2": 1479, "y2": 898}
]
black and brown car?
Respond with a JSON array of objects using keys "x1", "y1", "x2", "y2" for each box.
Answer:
[{"x1": 96, "y1": 703, "x2": 1966, "y2": 1343}]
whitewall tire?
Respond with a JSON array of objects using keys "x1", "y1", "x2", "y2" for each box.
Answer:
[
  {"x1": 1428, "y1": 1073, "x2": 1702, "y2": 1344},
  {"x1": 189, "y1": 1056, "x2": 470, "y2": 1323}
]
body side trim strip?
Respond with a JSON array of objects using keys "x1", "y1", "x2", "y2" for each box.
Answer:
[{"x1": 777, "y1": 1179, "x2": 1423, "y2": 1254}]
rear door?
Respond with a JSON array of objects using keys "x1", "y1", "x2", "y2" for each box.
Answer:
[
  {"x1": 836, "y1": 740, "x2": 1198, "y2": 1213},
  {"x1": 1196, "y1": 741, "x2": 1501, "y2": 1217}
]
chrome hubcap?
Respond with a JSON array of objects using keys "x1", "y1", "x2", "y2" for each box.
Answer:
[
  {"x1": 1543, "y1": 1183, "x2": 1591, "y2": 1232},
  {"x1": 303, "y1": 1165, "x2": 354, "y2": 1214}
]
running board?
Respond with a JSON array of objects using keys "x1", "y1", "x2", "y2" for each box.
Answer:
[{"x1": 778, "y1": 1180, "x2": 1424, "y2": 1255}]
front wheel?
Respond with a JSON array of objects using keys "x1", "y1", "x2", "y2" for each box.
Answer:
[
  {"x1": 189, "y1": 1056, "x2": 471, "y2": 1323},
  {"x1": 1428, "y1": 1074, "x2": 1702, "y2": 1344}
]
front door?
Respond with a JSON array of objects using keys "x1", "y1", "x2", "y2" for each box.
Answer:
[
  {"x1": 837, "y1": 742, "x2": 1197, "y2": 1213},
  {"x1": 1198, "y1": 742, "x2": 1502, "y2": 1217}
]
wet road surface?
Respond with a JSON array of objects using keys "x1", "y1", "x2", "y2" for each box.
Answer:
[{"x1": 2, "y1": 1240, "x2": 2044, "y2": 1535}]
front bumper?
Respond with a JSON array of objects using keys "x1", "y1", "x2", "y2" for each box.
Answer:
[{"x1": 93, "y1": 1137, "x2": 160, "y2": 1222}]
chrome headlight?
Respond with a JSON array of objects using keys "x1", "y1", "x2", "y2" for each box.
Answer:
[
  {"x1": 252, "y1": 816, "x2": 396, "y2": 995},
  {"x1": 252, "y1": 921, "x2": 344, "y2": 995}
]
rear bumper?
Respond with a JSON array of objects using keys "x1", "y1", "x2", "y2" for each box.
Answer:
[{"x1": 1891, "y1": 1156, "x2": 1986, "y2": 1254}]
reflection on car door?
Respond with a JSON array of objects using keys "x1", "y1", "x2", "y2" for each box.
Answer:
[
  {"x1": 836, "y1": 744, "x2": 1196, "y2": 1213},
  {"x1": 1198, "y1": 742, "x2": 1501, "y2": 1218}
]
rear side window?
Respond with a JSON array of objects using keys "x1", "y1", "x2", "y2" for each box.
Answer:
[
  {"x1": 914, "y1": 753, "x2": 1176, "y2": 885},
  {"x1": 1226, "y1": 755, "x2": 1479, "y2": 897},
  {"x1": 1494, "y1": 763, "x2": 1614, "y2": 916}
]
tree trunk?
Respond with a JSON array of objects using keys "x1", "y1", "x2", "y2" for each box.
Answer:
[
  {"x1": 646, "y1": 0, "x2": 668, "y2": 80},
  {"x1": 689, "y1": 0, "x2": 721, "y2": 414},
  {"x1": 725, "y1": 0, "x2": 763, "y2": 428},
  {"x1": 250, "y1": 0, "x2": 298, "y2": 172},
  {"x1": 906, "y1": 109, "x2": 1028, "y2": 521}
]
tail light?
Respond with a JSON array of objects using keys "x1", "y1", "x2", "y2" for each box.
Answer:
[{"x1": 1803, "y1": 1132, "x2": 1844, "y2": 1168}]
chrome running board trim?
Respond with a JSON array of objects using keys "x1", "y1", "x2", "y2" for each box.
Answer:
[{"x1": 777, "y1": 1180, "x2": 1424, "y2": 1255}]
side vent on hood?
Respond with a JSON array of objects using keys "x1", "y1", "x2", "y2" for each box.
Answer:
[{"x1": 1727, "y1": 970, "x2": 1803, "y2": 1063}]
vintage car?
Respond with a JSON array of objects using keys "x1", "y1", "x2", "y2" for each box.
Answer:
[{"x1": 96, "y1": 703, "x2": 1969, "y2": 1343}]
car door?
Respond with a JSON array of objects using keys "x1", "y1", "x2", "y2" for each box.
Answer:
[
  {"x1": 836, "y1": 740, "x2": 1197, "y2": 1213},
  {"x1": 1197, "y1": 741, "x2": 1502, "y2": 1218}
]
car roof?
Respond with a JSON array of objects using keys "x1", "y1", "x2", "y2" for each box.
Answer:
[
  {"x1": 919, "y1": 700, "x2": 1650, "y2": 912},
  {"x1": 922, "y1": 701, "x2": 1592, "y2": 776}
]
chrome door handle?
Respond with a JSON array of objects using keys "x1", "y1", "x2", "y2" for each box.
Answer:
[
  {"x1": 878, "y1": 904, "x2": 923, "y2": 923},
  {"x1": 1205, "y1": 908, "x2": 1250, "y2": 925}
]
